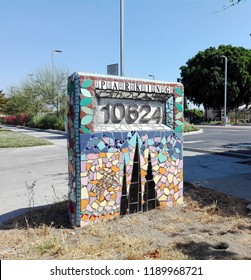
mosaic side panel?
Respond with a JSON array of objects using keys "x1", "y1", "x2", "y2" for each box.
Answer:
[{"x1": 67, "y1": 75, "x2": 77, "y2": 225}]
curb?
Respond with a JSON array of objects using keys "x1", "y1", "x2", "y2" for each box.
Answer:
[{"x1": 184, "y1": 129, "x2": 203, "y2": 136}]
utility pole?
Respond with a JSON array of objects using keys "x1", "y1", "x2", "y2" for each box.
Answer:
[{"x1": 220, "y1": 55, "x2": 228, "y2": 125}]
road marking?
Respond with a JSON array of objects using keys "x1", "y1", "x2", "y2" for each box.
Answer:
[{"x1": 184, "y1": 140, "x2": 204, "y2": 144}]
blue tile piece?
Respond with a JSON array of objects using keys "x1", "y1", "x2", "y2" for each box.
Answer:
[
  {"x1": 147, "y1": 131, "x2": 155, "y2": 139},
  {"x1": 80, "y1": 134, "x2": 92, "y2": 142},
  {"x1": 128, "y1": 133, "x2": 137, "y2": 148},
  {"x1": 155, "y1": 131, "x2": 161, "y2": 137},
  {"x1": 93, "y1": 132, "x2": 103, "y2": 138},
  {"x1": 147, "y1": 139, "x2": 154, "y2": 146},
  {"x1": 158, "y1": 153, "x2": 167, "y2": 163},
  {"x1": 121, "y1": 141, "x2": 129, "y2": 149},
  {"x1": 80, "y1": 142, "x2": 88, "y2": 151},
  {"x1": 122, "y1": 132, "x2": 128, "y2": 139},
  {"x1": 114, "y1": 132, "x2": 123, "y2": 140},
  {"x1": 97, "y1": 141, "x2": 106, "y2": 150},
  {"x1": 102, "y1": 132, "x2": 113, "y2": 138},
  {"x1": 124, "y1": 152, "x2": 130, "y2": 165}
]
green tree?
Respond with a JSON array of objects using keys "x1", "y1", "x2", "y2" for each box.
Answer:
[
  {"x1": 180, "y1": 45, "x2": 251, "y2": 111},
  {"x1": 6, "y1": 66, "x2": 69, "y2": 116},
  {"x1": 29, "y1": 66, "x2": 69, "y2": 116},
  {"x1": 0, "y1": 91, "x2": 8, "y2": 113}
]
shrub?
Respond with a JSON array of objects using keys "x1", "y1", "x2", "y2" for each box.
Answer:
[
  {"x1": 184, "y1": 109, "x2": 204, "y2": 124},
  {"x1": 3, "y1": 115, "x2": 18, "y2": 125},
  {"x1": 28, "y1": 114, "x2": 65, "y2": 131},
  {"x1": 2, "y1": 114, "x2": 30, "y2": 126},
  {"x1": 19, "y1": 113, "x2": 29, "y2": 126}
]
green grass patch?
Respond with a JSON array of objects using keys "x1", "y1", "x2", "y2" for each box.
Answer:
[
  {"x1": 0, "y1": 128, "x2": 52, "y2": 148},
  {"x1": 184, "y1": 121, "x2": 199, "y2": 133}
]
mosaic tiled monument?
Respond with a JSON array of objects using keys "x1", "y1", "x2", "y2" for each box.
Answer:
[{"x1": 67, "y1": 73, "x2": 184, "y2": 227}]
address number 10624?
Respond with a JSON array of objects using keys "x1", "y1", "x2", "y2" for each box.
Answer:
[{"x1": 99, "y1": 103, "x2": 163, "y2": 124}]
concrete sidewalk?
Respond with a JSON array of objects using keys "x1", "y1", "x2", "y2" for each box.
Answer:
[
  {"x1": 184, "y1": 150, "x2": 251, "y2": 202},
  {"x1": 0, "y1": 125, "x2": 68, "y2": 223}
]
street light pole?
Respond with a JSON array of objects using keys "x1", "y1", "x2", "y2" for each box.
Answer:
[
  {"x1": 220, "y1": 55, "x2": 228, "y2": 125},
  {"x1": 148, "y1": 74, "x2": 155, "y2": 80},
  {"x1": 52, "y1": 49, "x2": 62, "y2": 80},
  {"x1": 51, "y1": 49, "x2": 62, "y2": 116},
  {"x1": 120, "y1": 0, "x2": 124, "y2": 76}
]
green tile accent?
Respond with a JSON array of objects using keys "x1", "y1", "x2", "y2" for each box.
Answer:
[
  {"x1": 175, "y1": 120, "x2": 183, "y2": 126},
  {"x1": 175, "y1": 97, "x2": 183, "y2": 103},
  {"x1": 175, "y1": 112, "x2": 183, "y2": 119},
  {"x1": 80, "y1": 97, "x2": 92, "y2": 106},
  {"x1": 81, "y1": 125, "x2": 91, "y2": 134},
  {"x1": 175, "y1": 126, "x2": 182, "y2": 132},
  {"x1": 176, "y1": 103, "x2": 183, "y2": 112},
  {"x1": 80, "y1": 88, "x2": 92, "y2": 97},
  {"x1": 81, "y1": 115, "x2": 93, "y2": 125},
  {"x1": 81, "y1": 80, "x2": 92, "y2": 89},
  {"x1": 81, "y1": 106, "x2": 93, "y2": 115},
  {"x1": 175, "y1": 87, "x2": 183, "y2": 96}
]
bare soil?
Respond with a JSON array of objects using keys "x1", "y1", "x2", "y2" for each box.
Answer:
[{"x1": 1, "y1": 183, "x2": 251, "y2": 260}]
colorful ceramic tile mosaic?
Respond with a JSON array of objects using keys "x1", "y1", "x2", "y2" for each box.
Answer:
[{"x1": 67, "y1": 73, "x2": 184, "y2": 226}]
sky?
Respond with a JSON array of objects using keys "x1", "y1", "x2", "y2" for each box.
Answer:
[{"x1": 1, "y1": 0, "x2": 251, "y2": 94}]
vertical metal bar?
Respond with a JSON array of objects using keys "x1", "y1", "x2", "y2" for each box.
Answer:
[{"x1": 120, "y1": 0, "x2": 124, "y2": 76}]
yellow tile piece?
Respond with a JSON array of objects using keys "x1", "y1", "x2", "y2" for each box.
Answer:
[
  {"x1": 100, "y1": 200, "x2": 107, "y2": 207},
  {"x1": 105, "y1": 153, "x2": 112, "y2": 159},
  {"x1": 90, "y1": 191, "x2": 96, "y2": 197},
  {"x1": 159, "y1": 167, "x2": 166, "y2": 175},
  {"x1": 160, "y1": 183, "x2": 166, "y2": 190},
  {"x1": 108, "y1": 201, "x2": 115, "y2": 206},
  {"x1": 81, "y1": 199, "x2": 88, "y2": 210},
  {"x1": 141, "y1": 170, "x2": 147, "y2": 177},
  {"x1": 153, "y1": 165, "x2": 159, "y2": 171},
  {"x1": 111, "y1": 165, "x2": 119, "y2": 172},
  {"x1": 168, "y1": 173, "x2": 174, "y2": 184},
  {"x1": 153, "y1": 174, "x2": 161, "y2": 184},
  {"x1": 98, "y1": 158, "x2": 103, "y2": 167},
  {"x1": 159, "y1": 201, "x2": 166, "y2": 207},
  {"x1": 86, "y1": 163, "x2": 92, "y2": 170},
  {"x1": 96, "y1": 172, "x2": 103, "y2": 180},
  {"x1": 177, "y1": 197, "x2": 183, "y2": 205},
  {"x1": 158, "y1": 194, "x2": 167, "y2": 201},
  {"x1": 91, "y1": 180, "x2": 99, "y2": 185},
  {"x1": 81, "y1": 187, "x2": 89, "y2": 199},
  {"x1": 92, "y1": 202, "x2": 99, "y2": 210},
  {"x1": 164, "y1": 188, "x2": 170, "y2": 195}
]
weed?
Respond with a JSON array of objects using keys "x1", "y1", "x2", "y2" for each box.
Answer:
[{"x1": 25, "y1": 181, "x2": 36, "y2": 209}]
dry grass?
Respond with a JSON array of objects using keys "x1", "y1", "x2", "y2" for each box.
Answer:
[{"x1": 1, "y1": 183, "x2": 251, "y2": 260}]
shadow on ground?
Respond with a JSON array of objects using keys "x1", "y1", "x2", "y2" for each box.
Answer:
[
  {"x1": 175, "y1": 241, "x2": 238, "y2": 260},
  {"x1": 0, "y1": 201, "x2": 71, "y2": 230},
  {"x1": 184, "y1": 182, "x2": 250, "y2": 217}
]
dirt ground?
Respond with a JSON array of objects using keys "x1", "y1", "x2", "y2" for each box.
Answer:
[{"x1": 0, "y1": 183, "x2": 251, "y2": 260}]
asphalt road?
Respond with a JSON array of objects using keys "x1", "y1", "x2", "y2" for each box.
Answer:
[{"x1": 184, "y1": 125, "x2": 251, "y2": 157}]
